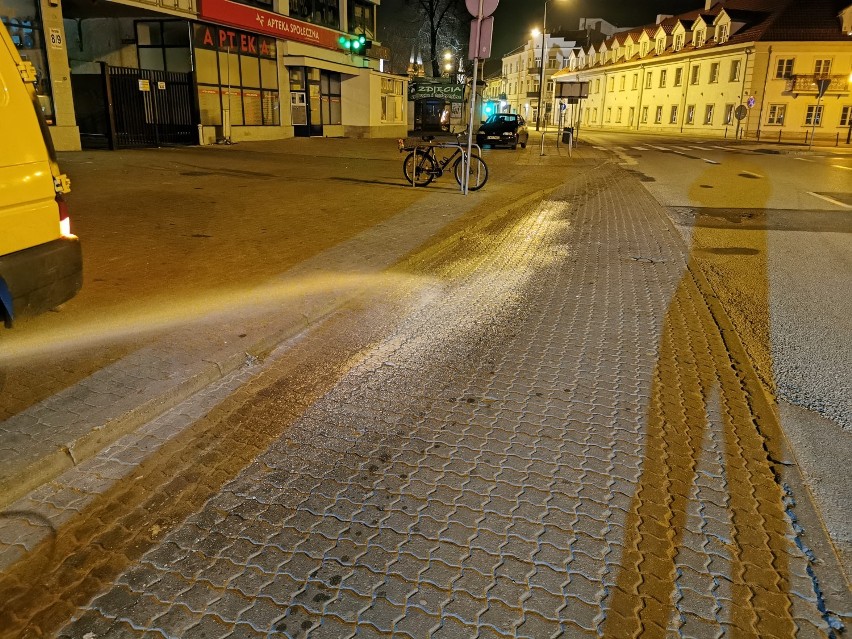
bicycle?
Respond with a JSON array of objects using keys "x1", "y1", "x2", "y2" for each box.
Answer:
[{"x1": 398, "y1": 133, "x2": 488, "y2": 191}]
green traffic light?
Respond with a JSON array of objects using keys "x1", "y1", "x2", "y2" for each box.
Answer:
[
  {"x1": 358, "y1": 35, "x2": 366, "y2": 44},
  {"x1": 353, "y1": 41, "x2": 361, "y2": 50},
  {"x1": 338, "y1": 36, "x2": 346, "y2": 45},
  {"x1": 343, "y1": 40, "x2": 351, "y2": 49}
]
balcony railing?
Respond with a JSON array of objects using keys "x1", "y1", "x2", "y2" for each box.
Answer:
[
  {"x1": 785, "y1": 75, "x2": 850, "y2": 95},
  {"x1": 528, "y1": 66, "x2": 541, "y2": 74}
]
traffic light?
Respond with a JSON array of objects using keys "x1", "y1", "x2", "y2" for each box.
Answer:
[{"x1": 338, "y1": 34, "x2": 372, "y2": 53}]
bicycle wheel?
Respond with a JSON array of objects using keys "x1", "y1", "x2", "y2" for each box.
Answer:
[
  {"x1": 403, "y1": 151, "x2": 436, "y2": 187},
  {"x1": 454, "y1": 155, "x2": 488, "y2": 191}
]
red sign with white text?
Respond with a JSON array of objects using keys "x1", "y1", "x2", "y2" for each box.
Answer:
[{"x1": 199, "y1": 0, "x2": 341, "y2": 50}]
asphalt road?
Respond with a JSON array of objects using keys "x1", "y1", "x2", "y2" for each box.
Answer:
[{"x1": 582, "y1": 130, "x2": 852, "y2": 567}]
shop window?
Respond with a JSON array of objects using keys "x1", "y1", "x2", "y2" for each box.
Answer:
[
  {"x1": 2, "y1": 7, "x2": 54, "y2": 123},
  {"x1": 192, "y1": 24, "x2": 279, "y2": 127},
  {"x1": 320, "y1": 70, "x2": 341, "y2": 125}
]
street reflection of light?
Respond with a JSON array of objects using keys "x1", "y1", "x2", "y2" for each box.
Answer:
[{"x1": 0, "y1": 273, "x2": 438, "y2": 366}]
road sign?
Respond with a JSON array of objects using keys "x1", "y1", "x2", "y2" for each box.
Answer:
[
  {"x1": 468, "y1": 16, "x2": 493, "y2": 59},
  {"x1": 816, "y1": 79, "x2": 831, "y2": 98},
  {"x1": 466, "y1": 0, "x2": 498, "y2": 17},
  {"x1": 746, "y1": 95, "x2": 755, "y2": 108},
  {"x1": 735, "y1": 105, "x2": 748, "y2": 120}
]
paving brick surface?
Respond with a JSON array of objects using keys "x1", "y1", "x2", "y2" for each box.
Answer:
[{"x1": 1, "y1": 147, "x2": 844, "y2": 638}]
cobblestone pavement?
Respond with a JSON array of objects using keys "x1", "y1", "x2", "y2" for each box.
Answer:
[{"x1": 0, "y1": 151, "x2": 848, "y2": 638}]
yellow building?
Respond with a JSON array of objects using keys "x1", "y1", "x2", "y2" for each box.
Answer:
[{"x1": 554, "y1": 0, "x2": 852, "y2": 145}]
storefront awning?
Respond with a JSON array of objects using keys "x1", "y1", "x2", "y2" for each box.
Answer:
[{"x1": 280, "y1": 56, "x2": 359, "y2": 76}]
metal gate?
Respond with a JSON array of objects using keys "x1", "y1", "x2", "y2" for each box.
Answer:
[{"x1": 104, "y1": 64, "x2": 197, "y2": 148}]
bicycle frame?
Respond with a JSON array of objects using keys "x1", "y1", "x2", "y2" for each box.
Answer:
[{"x1": 398, "y1": 136, "x2": 483, "y2": 191}]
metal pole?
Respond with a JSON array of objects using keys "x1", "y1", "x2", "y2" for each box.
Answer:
[
  {"x1": 536, "y1": 0, "x2": 547, "y2": 131},
  {"x1": 465, "y1": 0, "x2": 485, "y2": 195},
  {"x1": 808, "y1": 93, "x2": 822, "y2": 150}
]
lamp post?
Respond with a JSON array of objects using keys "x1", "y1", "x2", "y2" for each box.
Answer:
[
  {"x1": 533, "y1": 0, "x2": 565, "y2": 132},
  {"x1": 531, "y1": 24, "x2": 546, "y2": 131}
]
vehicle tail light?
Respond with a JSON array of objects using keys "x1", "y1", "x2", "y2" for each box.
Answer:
[{"x1": 57, "y1": 194, "x2": 72, "y2": 237}]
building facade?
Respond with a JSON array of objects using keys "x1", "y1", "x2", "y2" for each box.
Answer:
[
  {"x1": 1, "y1": 0, "x2": 407, "y2": 150},
  {"x1": 497, "y1": 21, "x2": 613, "y2": 126},
  {"x1": 554, "y1": 0, "x2": 852, "y2": 144}
]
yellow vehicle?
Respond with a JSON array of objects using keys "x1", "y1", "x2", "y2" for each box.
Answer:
[{"x1": 0, "y1": 22, "x2": 81, "y2": 327}]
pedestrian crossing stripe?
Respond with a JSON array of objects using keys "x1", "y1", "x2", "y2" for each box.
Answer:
[
  {"x1": 632, "y1": 146, "x2": 649, "y2": 151},
  {"x1": 648, "y1": 145, "x2": 669, "y2": 151},
  {"x1": 673, "y1": 145, "x2": 693, "y2": 151}
]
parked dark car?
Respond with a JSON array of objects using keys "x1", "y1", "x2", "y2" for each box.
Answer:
[{"x1": 476, "y1": 113, "x2": 529, "y2": 149}]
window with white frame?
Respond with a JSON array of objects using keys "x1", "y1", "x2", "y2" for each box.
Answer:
[
  {"x1": 606, "y1": 107, "x2": 611, "y2": 122},
  {"x1": 704, "y1": 104, "x2": 714, "y2": 124},
  {"x1": 694, "y1": 30, "x2": 705, "y2": 47},
  {"x1": 628, "y1": 106, "x2": 635, "y2": 124},
  {"x1": 775, "y1": 58, "x2": 794, "y2": 79},
  {"x1": 841, "y1": 105, "x2": 852, "y2": 127},
  {"x1": 659, "y1": 69, "x2": 667, "y2": 87},
  {"x1": 730, "y1": 59, "x2": 741, "y2": 82},
  {"x1": 616, "y1": 106, "x2": 623, "y2": 123},
  {"x1": 766, "y1": 104, "x2": 786, "y2": 125},
  {"x1": 674, "y1": 33, "x2": 683, "y2": 51},
  {"x1": 691, "y1": 64, "x2": 700, "y2": 84},
  {"x1": 640, "y1": 42, "x2": 649, "y2": 57},
  {"x1": 655, "y1": 106, "x2": 663, "y2": 123},
  {"x1": 645, "y1": 72, "x2": 653, "y2": 88},
  {"x1": 641, "y1": 105, "x2": 649, "y2": 123},
  {"x1": 724, "y1": 103, "x2": 735, "y2": 124},
  {"x1": 381, "y1": 77, "x2": 405, "y2": 123},
  {"x1": 655, "y1": 38, "x2": 665, "y2": 55},
  {"x1": 814, "y1": 59, "x2": 832, "y2": 76},
  {"x1": 607, "y1": 76, "x2": 614, "y2": 91},
  {"x1": 619, "y1": 75, "x2": 625, "y2": 90},
  {"x1": 670, "y1": 105, "x2": 678, "y2": 124},
  {"x1": 709, "y1": 62, "x2": 720, "y2": 83},
  {"x1": 595, "y1": 78, "x2": 600, "y2": 93},
  {"x1": 592, "y1": 107, "x2": 598, "y2": 122},
  {"x1": 632, "y1": 73, "x2": 639, "y2": 90},
  {"x1": 686, "y1": 104, "x2": 695, "y2": 124},
  {"x1": 674, "y1": 67, "x2": 683, "y2": 86},
  {"x1": 716, "y1": 23, "x2": 729, "y2": 43},
  {"x1": 805, "y1": 104, "x2": 823, "y2": 125}
]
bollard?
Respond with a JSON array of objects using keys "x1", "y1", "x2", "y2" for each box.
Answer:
[{"x1": 778, "y1": 130, "x2": 782, "y2": 143}]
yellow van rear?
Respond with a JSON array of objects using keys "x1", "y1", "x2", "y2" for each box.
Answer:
[{"x1": 0, "y1": 22, "x2": 81, "y2": 327}]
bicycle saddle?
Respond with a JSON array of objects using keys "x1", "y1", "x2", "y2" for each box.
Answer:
[{"x1": 421, "y1": 135, "x2": 436, "y2": 142}]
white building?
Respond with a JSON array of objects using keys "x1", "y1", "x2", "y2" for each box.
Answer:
[
  {"x1": 554, "y1": 0, "x2": 852, "y2": 144},
  {"x1": 499, "y1": 22, "x2": 609, "y2": 126}
]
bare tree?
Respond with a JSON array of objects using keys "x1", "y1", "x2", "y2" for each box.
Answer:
[{"x1": 410, "y1": 0, "x2": 468, "y2": 77}]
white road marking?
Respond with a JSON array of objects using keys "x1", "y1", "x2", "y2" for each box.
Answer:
[
  {"x1": 794, "y1": 157, "x2": 815, "y2": 162},
  {"x1": 831, "y1": 164, "x2": 852, "y2": 171},
  {"x1": 648, "y1": 144, "x2": 670, "y2": 151},
  {"x1": 711, "y1": 145, "x2": 731, "y2": 151},
  {"x1": 703, "y1": 158, "x2": 720, "y2": 164},
  {"x1": 739, "y1": 170, "x2": 764, "y2": 178},
  {"x1": 806, "y1": 191, "x2": 852, "y2": 209},
  {"x1": 632, "y1": 146, "x2": 649, "y2": 151},
  {"x1": 674, "y1": 145, "x2": 693, "y2": 151},
  {"x1": 689, "y1": 146, "x2": 706, "y2": 151}
]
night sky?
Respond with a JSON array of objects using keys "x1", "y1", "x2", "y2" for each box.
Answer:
[
  {"x1": 381, "y1": 0, "x2": 705, "y2": 63},
  {"x1": 489, "y1": 0, "x2": 703, "y2": 56}
]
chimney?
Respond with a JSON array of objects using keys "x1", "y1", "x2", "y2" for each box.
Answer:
[
  {"x1": 656, "y1": 14, "x2": 672, "y2": 24},
  {"x1": 705, "y1": 0, "x2": 713, "y2": 10}
]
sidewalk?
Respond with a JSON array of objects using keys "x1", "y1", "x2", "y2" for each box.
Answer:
[{"x1": 0, "y1": 143, "x2": 847, "y2": 637}]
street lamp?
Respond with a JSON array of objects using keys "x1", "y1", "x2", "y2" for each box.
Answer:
[{"x1": 533, "y1": 0, "x2": 566, "y2": 132}]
